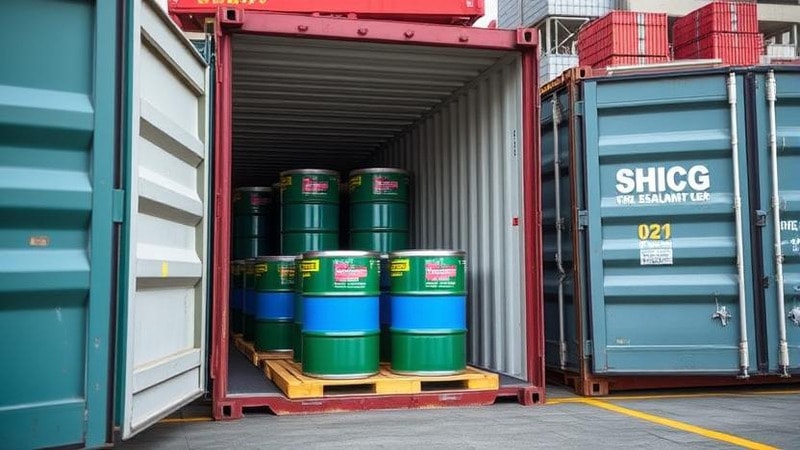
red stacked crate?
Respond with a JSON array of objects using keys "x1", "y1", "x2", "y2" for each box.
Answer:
[
  {"x1": 673, "y1": 1, "x2": 762, "y2": 65},
  {"x1": 577, "y1": 11, "x2": 670, "y2": 68}
]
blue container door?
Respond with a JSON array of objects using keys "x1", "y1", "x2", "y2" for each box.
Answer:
[
  {"x1": 541, "y1": 87, "x2": 582, "y2": 372},
  {"x1": 0, "y1": 1, "x2": 118, "y2": 448},
  {"x1": 755, "y1": 69, "x2": 800, "y2": 375},
  {"x1": 584, "y1": 72, "x2": 758, "y2": 375}
]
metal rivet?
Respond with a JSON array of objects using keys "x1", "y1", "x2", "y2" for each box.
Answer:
[
  {"x1": 298, "y1": 25, "x2": 308, "y2": 32},
  {"x1": 358, "y1": 28, "x2": 368, "y2": 36},
  {"x1": 404, "y1": 30, "x2": 415, "y2": 38}
]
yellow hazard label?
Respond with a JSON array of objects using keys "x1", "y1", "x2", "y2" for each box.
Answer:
[
  {"x1": 255, "y1": 263, "x2": 267, "y2": 274},
  {"x1": 281, "y1": 176, "x2": 292, "y2": 190},
  {"x1": 390, "y1": 259, "x2": 409, "y2": 275},
  {"x1": 348, "y1": 175, "x2": 362, "y2": 191},
  {"x1": 301, "y1": 259, "x2": 320, "y2": 273}
]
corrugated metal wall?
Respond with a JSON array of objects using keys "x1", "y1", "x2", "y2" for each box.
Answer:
[
  {"x1": 375, "y1": 55, "x2": 528, "y2": 379},
  {"x1": 500, "y1": 0, "x2": 617, "y2": 28}
]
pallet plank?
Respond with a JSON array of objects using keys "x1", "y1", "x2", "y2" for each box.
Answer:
[{"x1": 264, "y1": 360, "x2": 499, "y2": 399}]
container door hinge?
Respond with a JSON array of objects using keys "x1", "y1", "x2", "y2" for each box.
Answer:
[
  {"x1": 754, "y1": 209, "x2": 767, "y2": 227},
  {"x1": 583, "y1": 340, "x2": 593, "y2": 356},
  {"x1": 112, "y1": 189, "x2": 126, "y2": 223},
  {"x1": 574, "y1": 101, "x2": 584, "y2": 117},
  {"x1": 578, "y1": 210, "x2": 589, "y2": 230}
]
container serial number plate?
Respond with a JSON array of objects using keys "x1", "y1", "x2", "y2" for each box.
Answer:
[{"x1": 638, "y1": 223, "x2": 673, "y2": 265}]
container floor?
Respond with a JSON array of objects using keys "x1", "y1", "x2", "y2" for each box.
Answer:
[
  {"x1": 120, "y1": 385, "x2": 799, "y2": 448},
  {"x1": 227, "y1": 343, "x2": 282, "y2": 396}
]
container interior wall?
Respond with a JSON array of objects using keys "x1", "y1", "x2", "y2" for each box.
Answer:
[{"x1": 230, "y1": 35, "x2": 528, "y2": 380}]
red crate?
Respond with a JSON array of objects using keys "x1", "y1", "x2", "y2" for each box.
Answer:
[
  {"x1": 577, "y1": 11, "x2": 669, "y2": 68},
  {"x1": 590, "y1": 55, "x2": 670, "y2": 69},
  {"x1": 674, "y1": 32, "x2": 763, "y2": 66},
  {"x1": 673, "y1": 2, "x2": 758, "y2": 48}
]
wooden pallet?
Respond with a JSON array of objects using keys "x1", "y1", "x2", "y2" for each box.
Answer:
[
  {"x1": 264, "y1": 360, "x2": 499, "y2": 399},
  {"x1": 233, "y1": 334, "x2": 293, "y2": 367}
]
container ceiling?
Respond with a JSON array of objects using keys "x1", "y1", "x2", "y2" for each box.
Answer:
[{"x1": 231, "y1": 34, "x2": 511, "y2": 186}]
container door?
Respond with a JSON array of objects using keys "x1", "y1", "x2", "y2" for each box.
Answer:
[
  {"x1": 583, "y1": 73, "x2": 759, "y2": 374},
  {"x1": 541, "y1": 88, "x2": 581, "y2": 372},
  {"x1": 757, "y1": 70, "x2": 800, "y2": 374},
  {"x1": 117, "y1": 0, "x2": 210, "y2": 438},
  {"x1": 0, "y1": 2, "x2": 119, "y2": 448}
]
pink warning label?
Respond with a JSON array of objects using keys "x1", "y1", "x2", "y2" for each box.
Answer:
[
  {"x1": 302, "y1": 177, "x2": 329, "y2": 194},
  {"x1": 250, "y1": 194, "x2": 271, "y2": 206},
  {"x1": 425, "y1": 263, "x2": 457, "y2": 281},
  {"x1": 373, "y1": 176, "x2": 399, "y2": 194},
  {"x1": 334, "y1": 262, "x2": 368, "y2": 282}
]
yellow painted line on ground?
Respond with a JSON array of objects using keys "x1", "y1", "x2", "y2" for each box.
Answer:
[
  {"x1": 582, "y1": 399, "x2": 778, "y2": 450},
  {"x1": 158, "y1": 417, "x2": 214, "y2": 424},
  {"x1": 546, "y1": 388, "x2": 800, "y2": 405}
]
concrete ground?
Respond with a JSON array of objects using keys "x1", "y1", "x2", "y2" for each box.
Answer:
[{"x1": 118, "y1": 386, "x2": 797, "y2": 449}]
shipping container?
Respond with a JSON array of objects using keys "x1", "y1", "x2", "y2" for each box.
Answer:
[
  {"x1": 576, "y1": 12, "x2": 669, "y2": 69},
  {"x1": 672, "y1": 1, "x2": 758, "y2": 46},
  {"x1": 674, "y1": 32, "x2": 763, "y2": 66},
  {"x1": 0, "y1": 0, "x2": 210, "y2": 448},
  {"x1": 205, "y1": 9, "x2": 544, "y2": 417},
  {"x1": 541, "y1": 66, "x2": 800, "y2": 396},
  {"x1": 169, "y1": 0, "x2": 485, "y2": 30}
]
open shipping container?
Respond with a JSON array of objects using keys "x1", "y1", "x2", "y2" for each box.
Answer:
[
  {"x1": 540, "y1": 66, "x2": 800, "y2": 395},
  {"x1": 207, "y1": 8, "x2": 544, "y2": 418}
]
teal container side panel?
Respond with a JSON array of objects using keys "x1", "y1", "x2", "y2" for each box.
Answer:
[
  {"x1": 541, "y1": 88, "x2": 580, "y2": 371},
  {"x1": 584, "y1": 73, "x2": 757, "y2": 374},
  {"x1": 760, "y1": 71, "x2": 800, "y2": 372},
  {"x1": 0, "y1": 0, "x2": 117, "y2": 448}
]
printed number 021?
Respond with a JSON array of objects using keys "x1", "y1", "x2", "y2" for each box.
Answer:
[{"x1": 638, "y1": 223, "x2": 671, "y2": 240}]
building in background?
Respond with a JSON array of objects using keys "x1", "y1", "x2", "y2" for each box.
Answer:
[{"x1": 499, "y1": 0, "x2": 800, "y2": 85}]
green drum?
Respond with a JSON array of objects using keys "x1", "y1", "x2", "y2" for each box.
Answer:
[
  {"x1": 291, "y1": 256, "x2": 304, "y2": 363},
  {"x1": 253, "y1": 256, "x2": 295, "y2": 352},
  {"x1": 300, "y1": 251, "x2": 380, "y2": 379},
  {"x1": 230, "y1": 260, "x2": 245, "y2": 335},
  {"x1": 280, "y1": 169, "x2": 340, "y2": 255},
  {"x1": 233, "y1": 187, "x2": 273, "y2": 259},
  {"x1": 389, "y1": 250, "x2": 467, "y2": 375},
  {"x1": 348, "y1": 168, "x2": 410, "y2": 252},
  {"x1": 242, "y1": 258, "x2": 258, "y2": 342}
]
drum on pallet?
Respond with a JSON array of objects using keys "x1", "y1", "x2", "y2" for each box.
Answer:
[
  {"x1": 230, "y1": 260, "x2": 245, "y2": 335},
  {"x1": 242, "y1": 258, "x2": 258, "y2": 342},
  {"x1": 389, "y1": 250, "x2": 467, "y2": 375},
  {"x1": 280, "y1": 169, "x2": 340, "y2": 255},
  {"x1": 253, "y1": 256, "x2": 295, "y2": 352},
  {"x1": 348, "y1": 168, "x2": 410, "y2": 252},
  {"x1": 300, "y1": 251, "x2": 380, "y2": 379},
  {"x1": 232, "y1": 187, "x2": 273, "y2": 259}
]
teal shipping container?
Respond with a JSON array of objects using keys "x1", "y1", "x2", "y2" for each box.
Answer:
[
  {"x1": 541, "y1": 66, "x2": 800, "y2": 394},
  {"x1": 0, "y1": 1, "x2": 211, "y2": 447}
]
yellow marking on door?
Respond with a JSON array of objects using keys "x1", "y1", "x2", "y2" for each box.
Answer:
[{"x1": 161, "y1": 261, "x2": 169, "y2": 277}]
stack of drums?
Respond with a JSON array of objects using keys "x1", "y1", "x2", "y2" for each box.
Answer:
[
  {"x1": 253, "y1": 256, "x2": 295, "y2": 352},
  {"x1": 280, "y1": 169, "x2": 340, "y2": 255},
  {"x1": 230, "y1": 260, "x2": 245, "y2": 335},
  {"x1": 300, "y1": 251, "x2": 380, "y2": 379},
  {"x1": 242, "y1": 258, "x2": 258, "y2": 343},
  {"x1": 232, "y1": 187, "x2": 273, "y2": 259},
  {"x1": 348, "y1": 168, "x2": 409, "y2": 252},
  {"x1": 389, "y1": 250, "x2": 467, "y2": 375}
]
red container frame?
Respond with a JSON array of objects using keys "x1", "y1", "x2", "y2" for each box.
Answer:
[
  {"x1": 208, "y1": 9, "x2": 544, "y2": 419},
  {"x1": 577, "y1": 11, "x2": 669, "y2": 67},
  {"x1": 169, "y1": 0, "x2": 485, "y2": 31},
  {"x1": 673, "y1": 1, "x2": 758, "y2": 48},
  {"x1": 674, "y1": 32, "x2": 763, "y2": 66}
]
